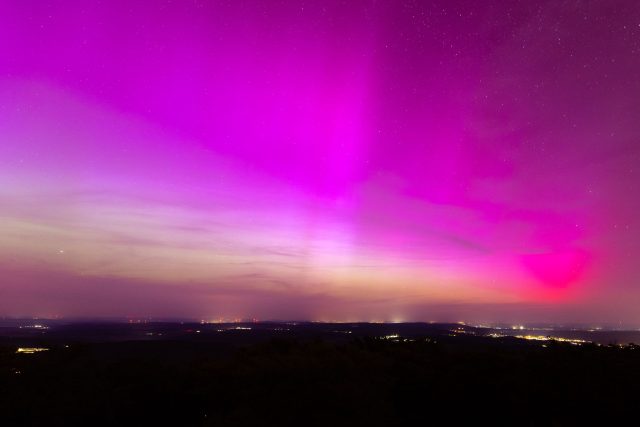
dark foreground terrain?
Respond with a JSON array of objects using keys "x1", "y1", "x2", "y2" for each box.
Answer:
[{"x1": 1, "y1": 321, "x2": 639, "y2": 426}]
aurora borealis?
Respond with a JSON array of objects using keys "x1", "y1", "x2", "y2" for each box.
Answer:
[{"x1": 1, "y1": 1, "x2": 640, "y2": 323}]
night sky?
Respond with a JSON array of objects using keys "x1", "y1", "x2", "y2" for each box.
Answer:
[{"x1": 1, "y1": 1, "x2": 640, "y2": 324}]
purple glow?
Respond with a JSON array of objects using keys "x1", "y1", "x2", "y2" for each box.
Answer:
[{"x1": 1, "y1": 1, "x2": 640, "y2": 323}]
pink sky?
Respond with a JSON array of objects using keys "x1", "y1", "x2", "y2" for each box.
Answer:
[{"x1": 1, "y1": 1, "x2": 640, "y2": 323}]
